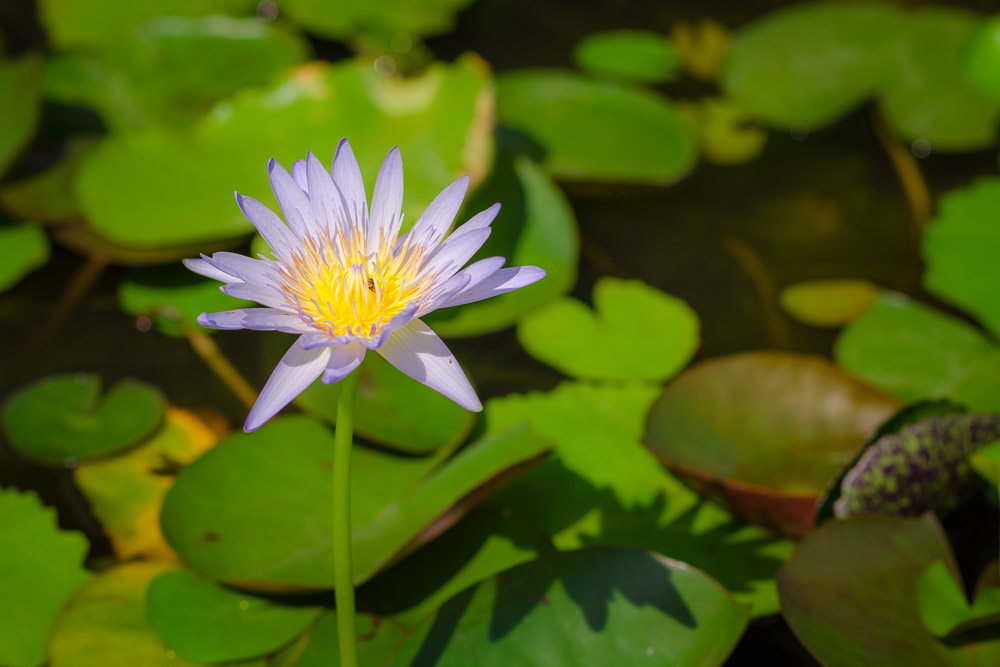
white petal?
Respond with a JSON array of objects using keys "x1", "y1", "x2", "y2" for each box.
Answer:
[
  {"x1": 269, "y1": 158, "x2": 315, "y2": 238},
  {"x1": 322, "y1": 342, "x2": 366, "y2": 384},
  {"x1": 244, "y1": 340, "x2": 331, "y2": 432},
  {"x1": 184, "y1": 257, "x2": 234, "y2": 283},
  {"x1": 331, "y1": 138, "x2": 367, "y2": 225},
  {"x1": 368, "y1": 147, "x2": 404, "y2": 245},
  {"x1": 407, "y1": 175, "x2": 469, "y2": 249},
  {"x1": 377, "y1": 319, "x2": 481, "y2": 411},
  {"x1": 439, "y1": 266, "x2": 546, "y2": 308},
  {"x1": 235, "y1": 192, "x2": 295, "y2": 260}
]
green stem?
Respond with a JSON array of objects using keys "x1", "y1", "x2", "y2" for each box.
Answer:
[{"x1": 333, "y1": 370, "x2": 360, "y2": 667}]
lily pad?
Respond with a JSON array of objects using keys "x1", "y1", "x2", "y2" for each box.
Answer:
[
  {"x1": 161, "y1": 415, "x2": 549, "y2": 590},
  {"x1": 0, "y1": 489, "x2": 90, "y2": 667},
  {"x1": 779, "y1": 278, "x2": 880, "y2": 327},
  {"x1": 269, "y1": 611, "x2": 405, "y2": 667},
  {"x1": 74, "y1": 407, "x2": 219, "y2": 560},
  {"x1": 723, "y1": 2, "x2": 902, "y2": 129},
  {"x1": 778, "y1": 514, "x2": 1000, "y2": 666},
  {"x1": 424, "y1": 153, "x2": 579, "y2": 337},
  {"x1": 76, "y1": 55, "x2": 494, "y2": 248},
  {"x1": 0, "y1": 223, "x2": 49, "y2": 294},
  {"x1": 2, "y1": 373, "x2": 166, "y2": 465},
  {"x1": 0, "y1": 55, "x2": 42, "y2": 176},
  {"x1": 147, "y1": 569, "x2": 321, "y2": 663},
  {"x1": 0, "y1": 139, "x2": 95, "y2": 222},
  {"x1": 972, "y1": 440, "x2": 1000, "y2": 487},
  {"x1": 118, "y1": 265, "x2": 252, "y2": 338},
  {"x1": 924, "y1": 178, "x2": 1000, "y2": 338},
  {"x1": 963, "y1": 14, "x2": 1000, "y2": 104},
  {"x1": 879, "y1": 8, "x2": 1000, "y2": 151},
  {"x1": 386, "y1": 547, "x2": 750, "y2": 667},
  {"x1": 916, "y1": 560, "x2": 1000, "y2": 638},
  {"x1": 516, "y1": 278, "x2": 699, "y2": 382},
  {"x1": 572, "y1": 30, "x2": 683, "y2": 83},
  {"x1": 497, "y1": 69, "x2": 698, "y2": 184},
  {"x1": 279, "y1": 0, "x2": 474, "y2": 41},
  {"x1": 835, "y1": 292, "x2": 1000, "y2": 412},
  {"x1": 644, "y1": 351, "x2": 900, "y2": 535},
  {"x1": 294, "y1": 350, "x2": 475, "y2": 455}
]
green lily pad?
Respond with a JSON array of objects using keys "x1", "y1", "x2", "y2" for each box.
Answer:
[
  {"x1": 1, "y1": 374, "x2": 166, "y2": 465},
  {"x1": 44, "y1": 16, "x2": 308, "y2": 130},
  {"x1": 517, "y1": 278, "x2": 699, "y2": 381},
  {"x1": 644, "y1": 351, "x2": 900, "y2": 536},
  {"x1": 778, "y1": 514, "x2": 1000, "y2": 666},
  {"x1": 497, "y1": 69, "x2": 698, "y2": 184},
  {"x1": 917, "y1": 560, "x2": 1000, "y2": 638},
  {"x1": 75, "y1": 55, "x2": 494, "y2": 248},
  {"x1": 678, "y1": 97, "x2": 767, "y2": 165},
  {"x1": 835, "y1": 292, "x2": 1000, "y2": 412},
  {"x1": 424, "y1": 153, "x2": 579, "y2": 337},
  {"x1": 779, "y1": 278, "x2": 880, "y2": 327},
  {"x1": 0, "y1": 54, "x2": 42, "y2": 176},
  {"x1": 0, "y1": 223, "x2": 49, "y2": 294},
  {"x1": 279, "y1": 0, "x2": 474, "y2": 41},
  {"x1": 387, "y1": 548, "x2": 750, "y2": 667},
  {"x1": 161, "y1": 415, "x2": 549, "y2": 590},
  {"x1": 294, "y1": 349, "x2": 475, "y2": 455},
  {"x1": 0, "y1": 139, "x2": 95, "y2": 222},
  {"x1": 972, "y1": 440, "x2": 1000, "y2": 487},
  {"x1": 924, "y1": 178, "x2": 1000, "y2": 338},
  {"x1": 147, "y1": 569, "x2": 322, "y2": 663},
  {"x1": 879, "y1": 8, "x2": 1000, "y2": 151},
  {"x1": 723, "y1": 2, "x2": 902, "y2": 129},
  {"x1": 118, "y1": 265, "x2": 252, "y2": 338},
  {"x1": 270, "y1": 611, "x2": 405, "y2": 667},
  {"x1": 0, "y1": 489, "x2": 90, "y2": 667},
  {"x1": 573, "y1": 30, "x2": 683, "y2": 83},
  {"x1": 963, "y1": 14, "x2": 1000, "y2": 104}
]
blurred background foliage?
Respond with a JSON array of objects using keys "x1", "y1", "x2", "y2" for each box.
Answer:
[{"x1": 3, "y1": 0, "x2": 1000, "y2": 665}]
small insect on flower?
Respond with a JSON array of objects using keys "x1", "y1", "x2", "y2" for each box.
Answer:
[{"x1": 185, "y1": 139, "x2": 545, "y2": 432}]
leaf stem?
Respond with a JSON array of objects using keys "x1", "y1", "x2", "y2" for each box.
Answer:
[{"x1": 333, "y1": 369, "x2": 360, "y2": 667}]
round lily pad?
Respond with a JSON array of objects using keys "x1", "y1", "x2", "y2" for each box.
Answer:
[
  {"x1": 147, "y1": 569, "x2": 321, "y2": 663},
  {"x1": 963, "y1": 14, "x2": 1000, "y2": 104},
  {"x1": 516, "y1": 278, "x2": 699, "y2": 382},
  {"x1": 644, "y1": 351, "x2": 900, "y2": 535},
  {"x1": 0, "y1": 223, "x2": 49, "y2": 294},
  {"x1": 386, "y1": 547, "x2": 751, "y2": 667},
  {"x1": 779, "y1": 278, "x2": 880, "y2": 327},
  {"x1": 2, "y1": 373, "x2": 166, "y2": 465},
  {"x1": 279, "y1": 0, "x2": 474, "y2": 41},
  {"x1": 497, "y1": 69, "x2": 699, "y2": 184},
  {"x1": 573, "y1": 30, "x2": 683, "y2": 83},
  {"x1": 0, "y1": 489, "x2": 90, "y2": 667},
  {"x1": 0, "y1": 54, "x2": 42, "y2": 177}
]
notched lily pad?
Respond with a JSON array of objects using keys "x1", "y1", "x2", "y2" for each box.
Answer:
[
  {"x1": 916, "y1": 560, "x2": 1000, "y2": 638},
  {"x1": 2, "y1": 373, "x2": 166, "y2": 465},
  {"x1": 644, "y1": 351, "x2": 900, "y2": 536}
]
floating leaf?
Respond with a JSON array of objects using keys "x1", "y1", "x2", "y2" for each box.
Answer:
[
  {"x1": 973, "y1": 440, "x2": 1000, "y2": 487},
  {"x1": 644, "y1": 351, "x2": 899, "y2": 535},
  {"x1": 678, "y1": 97, "x2": 767, "y2": 165},
  {"x1": 517, "y1": 278, "x2": 699, "y2": 381},
  {"x1": 161, "y1": 416, "x2": 549, "y2": 590},
  {"x1": 118, "y1": 265, "x2": 252, "y2": 338},
  {"x1": 497, "y1": 69, "x2": 698, "y2": 184},
  {"x1": 916, "y1": 560, "x2": 1000, "y2": 638},
  {"x1": 294, "y1": 350, "x2": 474, "y2": 455},
  {"x1": 74, "y1": 407, "x2": 219, "y2": 560},
  {"x1": 147, "y1": 569, "x2": 321, "y2": 663},
  {"x1": 0, "y1": 55, "x2": 42, "y2": 176},
  {"x1": 279, "y1": 0, "x2": 474, "y2": 41},
  {"x1": 387, "y1": 548, "x2": 750, "y2": 667},
  {"x1": 76, "y1": 55, "x2": 494, "y2": 248},
  {"x1": 924, "y1": 178, "x2": 1000, "y2": 338},
  {"x1": 424, "y1": 153, "x2": 579, "y2": 337},
  {"x1": 2, "y1": 374, "x2": 166, "y2": 465},
  {"x1": 879, "y1": 8, "x2": 1000, "y2": 151},
  {"x1": 778, "y1": 514, "x2": 1000, "y2": 666},
  {"x1": 0, "y1": 139, "x2": 95, "y2": 222},
  {"x1": 0, "y1": 223, "x2": 49, "y2": 294},
  {"x1": 723, "y1": 2, "x2": 902, "y2": 129},
  {"x1": 573, "y1": 30, "x2": 683, "y2": 83},
  {"x1": 779, "y1": 278, "x2": 880, "y2": 327},
  {"x1": 963, "y1": 14, "x2": 1000, "y2": 104},
  {"x1": 835, "y1": 292, "x2": 1000, "y2": 412},
  {"x1": 270, "y1": 611, "x2": 405, "y2": 667},
  {"x1": 0, "y1": 489, "x2": 90, "y2": 667},
  {"x1": 671, "y1": 18, "x2": 732, "y2": 81}
]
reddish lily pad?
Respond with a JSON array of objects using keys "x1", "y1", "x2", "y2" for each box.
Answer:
[{"x1": 644, "y1": 351, "x2": 900, "y2": 535}]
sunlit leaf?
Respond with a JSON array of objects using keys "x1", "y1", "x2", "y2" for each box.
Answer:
[
  {"x1": 279, "y1": 0, "x2": 474, "y2": 41},
  {"x1": 0, "y1": 54, "x2": 42, "y2": 176},
  {"x1": 916, "y1": 560, "x2": 1000, "y2": 638},
  {"x1": 779, "y1": 278, "x2": 880, "y2": 327},
  {"x1": 74, "y1": 408, "x2": 220, "y2": 560},
  {"x1": 836, "y1": 292, "x2": 1000, "y2": 412},
  {"x1": 0, "y1": 489, "x2": 90, "y2": 667},
  {"x1": 644, "y1": 351, "x2": 899, "y2": 535},
  {"x1": 147, "y1": 569, "x2": 321, "y2": 662},
  {"x1": 517, "y1": 278, "x2": 699, "y2": 381},
  {"x1": 497, "y1": 70, "x2": 698, "y2": 184},
  {"x1": 387, "y1": 548, "x2": 750, "y2": 667},
  {"x1": 573, "y1": 30, "x2": 683, "y2": 83},
  {"x1": 76, "y1": 55, "x2": 494, "y2": 248},
  {"x1": 2, "y1": 373, "x2": 166, "y2": 465},
  {"x1": 0, "y1": 223, "x2": 49, "y2": 294}
]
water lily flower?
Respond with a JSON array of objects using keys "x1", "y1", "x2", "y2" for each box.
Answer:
[{"x1": 185, "y1": 140, "x2": 545, "y2": 432}]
